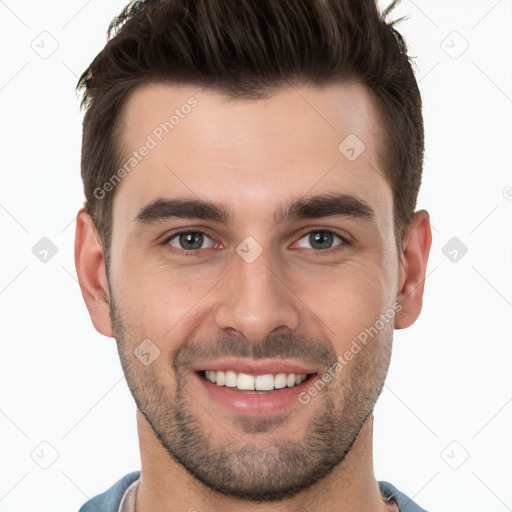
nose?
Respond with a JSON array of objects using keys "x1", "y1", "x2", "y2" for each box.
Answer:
[{"x1": 215, "y1": 247, "x2": 300, "y2": 344}]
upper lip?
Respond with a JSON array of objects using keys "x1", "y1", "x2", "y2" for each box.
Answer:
[{"x1": 191, "y1": 358, "x2": 318, "y2": 376}]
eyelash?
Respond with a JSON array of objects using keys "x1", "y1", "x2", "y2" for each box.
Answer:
[{"x1": 160, "y1": 228, "x2": 352, "y2": 257}]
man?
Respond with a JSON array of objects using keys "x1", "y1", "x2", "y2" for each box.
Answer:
[{"x1": 74, "y1": 0, "x2": 432, "y2": 510}]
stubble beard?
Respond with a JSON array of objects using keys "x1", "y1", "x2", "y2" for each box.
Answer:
[{"x1": 109, "y1": 294, "x2": 393, "y2": 502}]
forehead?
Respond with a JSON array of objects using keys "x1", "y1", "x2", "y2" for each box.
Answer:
[{"x1": 113, "y1": 81, "x2": 391, "y2": 226}]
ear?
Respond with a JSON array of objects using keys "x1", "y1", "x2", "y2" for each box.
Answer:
[
  {"x1": 395, "y1": 210, "x2": 432, "y2": 329},
  {"x1": 74, "y1": 208, "x2": 114, "y2": 337}
]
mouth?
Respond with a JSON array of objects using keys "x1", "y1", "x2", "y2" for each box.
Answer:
[{"x1": 192, "y1": 361, "x2": 319, "y2": 416}]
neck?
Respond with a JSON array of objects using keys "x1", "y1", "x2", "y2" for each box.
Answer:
[{"x1": 135, "y1": 411, "x2": 393, "y2": 512}]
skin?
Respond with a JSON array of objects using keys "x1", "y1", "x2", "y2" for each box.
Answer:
[{"x1": 75, "y1": 81, "x2": 431, "y2": 512}]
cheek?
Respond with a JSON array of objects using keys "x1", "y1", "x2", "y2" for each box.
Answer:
[
  {"x1": 291, "y1": 259, "x2": 393, "y2": 344},
  {"x1": 112, "y1": 261, "x2": 217, "y2": 344}
]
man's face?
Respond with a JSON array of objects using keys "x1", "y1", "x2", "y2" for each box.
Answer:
[{"x1": 107, "y1": 81, "x2": 400, "y2": 500}]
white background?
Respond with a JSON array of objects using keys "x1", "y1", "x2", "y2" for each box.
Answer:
[{"x1": 0, "y1": 1, "x2": 511, "y2": 511}]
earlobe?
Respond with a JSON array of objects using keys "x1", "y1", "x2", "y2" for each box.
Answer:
[
  {"x1": 74, "y1": 208, "x2": 114, "y2": 337},
  {"x1": 394, "y1": 210, "x2": 432, "y2": 330}
]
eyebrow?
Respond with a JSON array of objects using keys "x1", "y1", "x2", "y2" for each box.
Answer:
[{"x1": 133, "y1": 193, "x2": 375, "y2": 226}]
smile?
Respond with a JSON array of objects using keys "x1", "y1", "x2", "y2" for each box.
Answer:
[
  {"x1": 202, "y1": 370, "x2": 311, "y2": 391},
  {"x1": 192, "y1": 358, "x2": 319, "y2": 415}
]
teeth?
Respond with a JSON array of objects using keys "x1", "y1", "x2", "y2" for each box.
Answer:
[
  {"x1": 225, "y1": 370, "x2": 237, "y2": 387},
  {"x1": 204, "y1": 371, "x2": 309, "y2": 391},
  {"x1": 274, "y1": 373, "x2": 287, "y2": 389},
  {"x1": 255, "y1": 374, "x2": 274, "y2": 391},
  {"x1": 237, "y1": 373, "x2": 255, "y2": 390}
]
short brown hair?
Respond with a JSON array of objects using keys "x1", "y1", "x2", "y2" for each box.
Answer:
[{"x1": 77, "y1": 0, "x2": 423, "y2": 266}]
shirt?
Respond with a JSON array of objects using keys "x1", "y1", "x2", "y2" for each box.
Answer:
[{"x1": 78, "y1": 471, "x2": 430, "y2": 512}]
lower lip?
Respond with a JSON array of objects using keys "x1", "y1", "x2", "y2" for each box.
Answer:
[{"x1": 195, "y1": 372, "x2": 317, "y2": 416}]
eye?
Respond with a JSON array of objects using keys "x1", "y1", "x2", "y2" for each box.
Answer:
[
  {"x1": 296, "y1": 230, "x2": 346, "y2": 251},
  {"x1": 166, "y1": 231, "x2": 215, "y2": 251}
]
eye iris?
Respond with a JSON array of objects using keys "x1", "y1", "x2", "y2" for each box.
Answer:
[
  {"x1": 179, "y1": 232, "x2": 203, "y2": 250},
  {"x1": 310, "y1": 231, "x2": 334, "y2": 250}
]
